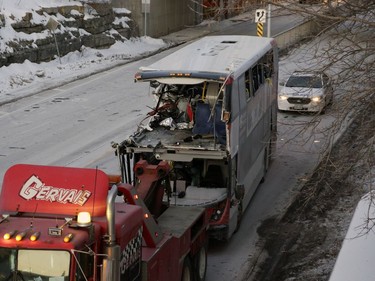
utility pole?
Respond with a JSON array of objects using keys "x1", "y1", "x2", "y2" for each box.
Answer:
[{"x1": 267, "y1": 4, "x2": 271, "y2": 37}]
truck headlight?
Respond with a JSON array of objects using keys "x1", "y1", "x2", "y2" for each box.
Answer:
[
  {"x1": 77, "y1": 212, "x2": 92, "y2": 227},
  {"x1": 279, "y1": 95, "x2": 288, "y2": 100}
]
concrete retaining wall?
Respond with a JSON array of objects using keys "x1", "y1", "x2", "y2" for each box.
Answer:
[
  {"x1": 112, "y1": 0, "x2": 202, "y2": 37},
  {"x1": 0, "y1": 3, "x2": 138, "y2": 67},
  {"x1": 111, "y1": 0, "x2": 143, "y2": 35},
  {"x1": 274, "y1": 19, "x2": 321, "y2": 50}
]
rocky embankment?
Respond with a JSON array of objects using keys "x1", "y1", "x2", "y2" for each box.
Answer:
[{"x1": 0, "y1": 2, "x2": 138, "y2": 67}]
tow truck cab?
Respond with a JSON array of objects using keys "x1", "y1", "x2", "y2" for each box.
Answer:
[{"x1": 0, "y1": 164, "x2": 143, "y2": 281}]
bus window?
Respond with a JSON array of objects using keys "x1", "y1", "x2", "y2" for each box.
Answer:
[
  {"x1": 265, "y1": 51, "x2": 274, "y2": 78},
  {"x1": 264, "y1": 64, "x2": 272, "y2": 79},
  {"x1": 258, "y1": 64, "x2": 265, "y2": 84},
  {"x1": 252, "y1": 64, "x2": 266, "y2": 94},
  {"x1": 252, "y1": 66, "x2": 259, "y2": 93},
  {"x1": 245, "y1": 70, "x2": 253, "y2": 100}
]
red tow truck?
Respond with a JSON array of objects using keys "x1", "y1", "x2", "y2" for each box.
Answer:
[{"x1": 0, "y1": 163, "x2": 208, "y2": 281}]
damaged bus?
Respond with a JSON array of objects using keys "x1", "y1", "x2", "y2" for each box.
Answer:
[{"x1": 114, "y1": 35, "x2": 278, "y2": 240}]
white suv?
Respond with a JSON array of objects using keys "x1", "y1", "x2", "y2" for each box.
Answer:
[{"x1": 278, "y1": 71, "x2": 333, "y2": 113}]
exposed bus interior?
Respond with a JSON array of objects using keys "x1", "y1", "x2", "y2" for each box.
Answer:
[
  {"x1": 117, "y1": 79, "x2": 231, "y2": 213},
  {"x1": 164, "y1": 158, "x2": 228, "y2": 206},
  {"x1": 128, "y1": 79, "x2": 229, "y2": 152}
]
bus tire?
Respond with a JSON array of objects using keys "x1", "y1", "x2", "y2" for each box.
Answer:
[
  {"x1": 181, "y1": 256, "x2": 193, "y2": 281},
  {"x1": 194, "y1": 244, "x2": 208, "y2": 281}
]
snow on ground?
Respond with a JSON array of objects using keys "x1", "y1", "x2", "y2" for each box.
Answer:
[
  {"x1": 0, "y1": 37, "x2": 167, "y2": 104},
  {"x1": 0, "y1": 0, "x2": 168, "y2": 104}
]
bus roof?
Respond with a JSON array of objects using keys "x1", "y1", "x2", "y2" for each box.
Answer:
[{"x1": 136, "y1": 35, "x2": 276, "y2": 82}]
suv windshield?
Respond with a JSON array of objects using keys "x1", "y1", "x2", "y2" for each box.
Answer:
[
  {"x1": 0, "y1": 248, "x2": 70, "y2": 281},
  {"x1": 286, "y1": 75, "x2": 322, "y2": 88}
]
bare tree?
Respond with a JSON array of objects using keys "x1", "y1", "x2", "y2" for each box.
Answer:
[
  {"x1": 230, "y1": 2, "x2": 374, "y2": 280},
  {"x1": 190, "y1": 0, "x2": 260, "y2": 20},
  {"x1": 274, "y1": 0, "x2": 374, "y2": 201}
]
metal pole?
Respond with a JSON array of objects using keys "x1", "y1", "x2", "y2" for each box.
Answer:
[
  {"x1": 267, "y1": 4, "x2": 271, "y2": 37},
  {"x1": 52, "y1": 30, "x2": 61, "y2": 64},
  {"x1": 144, "y1": 12, "x2": 147, "y2": 36}
]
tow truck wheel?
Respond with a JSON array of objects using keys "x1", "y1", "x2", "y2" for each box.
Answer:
[
  {"x1": 181, "y1": 256, "x2": 193, "y2": 281},
  {"x1": 194, "y1": 245, "x2": 207, "y2": 281}
]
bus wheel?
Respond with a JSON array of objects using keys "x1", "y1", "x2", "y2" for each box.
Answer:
[
  {"x1": 235, "y1": 200, "x2": 243, "y2": 233},
  {"x1": 194, "y1": 244, "x2": 207, "y2": 281},
  {"x1": 181, "y1": 256, "x2": 193, "y2": 281}
]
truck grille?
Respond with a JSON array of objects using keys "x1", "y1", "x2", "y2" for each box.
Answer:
[{"x1": 287, "y1": 97, "x2": 311, "y2": 104}]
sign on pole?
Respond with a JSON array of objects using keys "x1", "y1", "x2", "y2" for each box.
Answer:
[
  {"x1": 255, "y1": 9, "x2": 266, "y2": 37},
  {"x1": 46, "y1": 18, "x2": 61, "y2": 64},
  {"x1": 142, "y1": 0, "x2": 150, "y2": 36},
  {"x1": 142, "y1": 0, "x2": 150, "y2": 13},
  {"x1": 255, "y1": 9, "x2": 266, "y2": 24}
]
